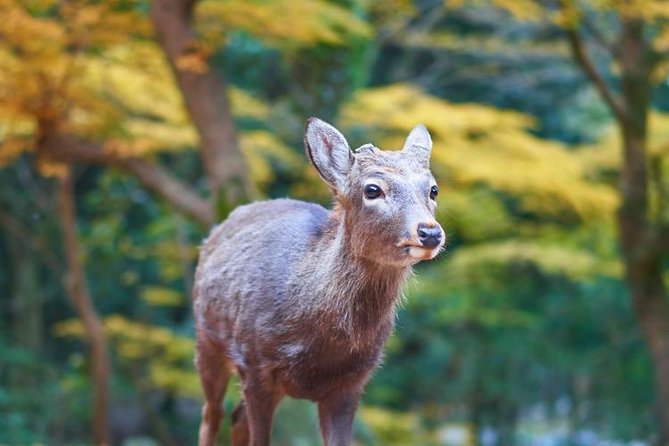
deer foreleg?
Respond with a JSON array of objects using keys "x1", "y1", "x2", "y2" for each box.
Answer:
[
  {"x1": 241, "y1": 373, "x2": 282, "y2": 446},
  {"x1": 317, "y1": 391, "x2": 361, "y2": 446}
]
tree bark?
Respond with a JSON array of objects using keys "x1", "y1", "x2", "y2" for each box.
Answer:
[
  {"x1": 57, "y1": 168, "x2": 110, "y2": 446},
  {"x1": 120, "y1": 157, "x2": 214, "y2": 225},
  {"x1": 565, "y1": 12, "x2": 669, "y2": 442},
  {"x1": 151, "y1": 0, "x2": 252, "y2": 214},
  {"x1": 616, "y1": 19, "x2": 669, "y2": 444}
]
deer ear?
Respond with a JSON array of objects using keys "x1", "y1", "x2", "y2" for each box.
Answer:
[
  {"x1": 304, "y1": 117, "x2": 353, "y2": 191},
  {"x1": 402, "y1": 124, "x2": 432, "y2": 168}
]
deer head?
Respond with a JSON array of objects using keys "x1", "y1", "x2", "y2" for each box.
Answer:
[{"x1": 304, "y1": 118, "x2": 445, "y2": 266}]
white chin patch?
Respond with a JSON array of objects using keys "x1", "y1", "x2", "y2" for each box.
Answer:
[{"x1": 409, "y1": 246, "x2": 438, "y2": 260}]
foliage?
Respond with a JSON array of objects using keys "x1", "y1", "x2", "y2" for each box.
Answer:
[
  {"x1": 341, "y1": 84, "x2": 619, "y2": 221},
  {"x1": 359, "y1": 406, "x2": 436, "y2": 445},
  {"x1": 0, "y1": 0, "x2": 366, "y2": 183},
  {"x1": 55, "y1": 315, "x2": 201, "y2": 398},
  {"x1": 197, "y1": 0, "x2": 370, "y2": 50},
  {"x1": 1, "y1": 0, "x2": 667, "y2": 444}
]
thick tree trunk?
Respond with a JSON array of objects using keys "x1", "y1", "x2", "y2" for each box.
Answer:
[
  {"x1": 618, "y1": 131, "x2": 669, "y2": 443},
  {"x1": 151, "y1": 0, "x2": 252, "y2": 215},
  {"x1": 618, "y1": 117, "x2": 669, "y2": 442},
  {"x1": 57, "y1": 168, "x2": 110, "y2": 446},
  {"x1": 623, "y1": 243, "x2": 669, "y2": 444},
  {"x1": 568, "y1": 13, "x2": 669, "y2": 441},
  {"x1": 617, "y1": 19, "x2": 669, "y2": 444}
]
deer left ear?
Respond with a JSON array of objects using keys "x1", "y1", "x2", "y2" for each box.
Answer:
[{"x1": 402, "y1": 124, "x2": 432, "y2": 168}]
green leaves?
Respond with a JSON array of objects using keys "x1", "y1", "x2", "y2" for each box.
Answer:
[
  {"x1": 55, "y1": 315, "x2": 201, "y2": 398},
  {"x1": 447, "y1": 240, "x2": 621, "y2": 283}
]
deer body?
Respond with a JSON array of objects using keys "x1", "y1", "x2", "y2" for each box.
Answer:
[{"x1": 194, "y1": 119, "x2": 444, "y2": 446}]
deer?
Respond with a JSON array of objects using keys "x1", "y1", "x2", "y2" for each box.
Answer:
[{"x1": 192, "y1": 118, "x2": 445, "y2": 446}]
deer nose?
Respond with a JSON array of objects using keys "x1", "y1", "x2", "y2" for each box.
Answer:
[{"x1": 417, "y1": 223, "x2": 442, "y2": 248}]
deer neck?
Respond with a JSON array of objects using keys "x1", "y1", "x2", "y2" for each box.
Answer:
[{"x1": 302, "y1": 211, "x2": 410, "y2": 341}]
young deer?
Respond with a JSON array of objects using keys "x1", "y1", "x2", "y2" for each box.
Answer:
[{"x1": 193, "y1": 118, "x2": 444, "y2": 446}]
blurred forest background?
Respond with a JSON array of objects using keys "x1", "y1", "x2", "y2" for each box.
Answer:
[{"x1": 2, "y1": 0, "x2": 669, "y2": 445}]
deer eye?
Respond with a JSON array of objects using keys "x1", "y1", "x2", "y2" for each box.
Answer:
[
  {"x1": 430, "y1": 185, "x2": 439, "y2": 200},
  {"x1": 364, "y1": 184, "x2": 383, "y2": 200}
]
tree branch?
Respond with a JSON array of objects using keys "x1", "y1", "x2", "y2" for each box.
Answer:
[
  {"x1": 119, "y1": 157, "x2": 214, "y2": 225},
  {"x1": 565, "y1": 27, "x2": 628, "y2": 124},
  {"x1": 151, "y1": 0, "x2": 252, "y2": 209},
  {"x1": 39, "y1": 132, "x2": 214, "y2": 225},
  {"x1": 582, "y1": 16, "x2": 616, "y2": 58},
  {"x1": 58, "y1": 168, "x2": 110, "y2": 445}
]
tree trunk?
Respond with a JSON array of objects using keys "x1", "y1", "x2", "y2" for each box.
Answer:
[
  {"x1": 568, "y1": 12, "x2": 669, "y2": 441},
  {"x1": 7, "y1": 234, "x2": 42, "y2": 389},
  {"x1": 623, "y1": 243, "x2": 669, "y2": 444},
  {"x1": 617, "y1": 19, "x2": 669, "y2": 444},
  {"x1": 57, "y1": 168, "x2": 110, "y2": 446},
  {"x1": 151, "y1": 0, "x2": 252, "y2": 216}
]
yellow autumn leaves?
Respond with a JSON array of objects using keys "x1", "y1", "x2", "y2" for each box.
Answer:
[
  {"x1": 341, "y1": 84, "x2": 619, "y2": 220},
  {"x1": 0, "y1": 0, "x2": 370, "y2": 176},
  {"x1": 56, "y1": 315, "x2": 202, "y2": 397}
]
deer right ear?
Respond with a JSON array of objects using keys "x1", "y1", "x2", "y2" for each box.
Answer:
[{"x1": 304, "y1": 118, "x2": 353, "y2": 192}]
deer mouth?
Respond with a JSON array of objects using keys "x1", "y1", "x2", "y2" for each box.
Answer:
[
  {"x1": 408, "y1": 246, "x2": 440, "y2": 260},
  {"x1": 397, "y1": 242, "x2": 442, "y2": 261}
]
